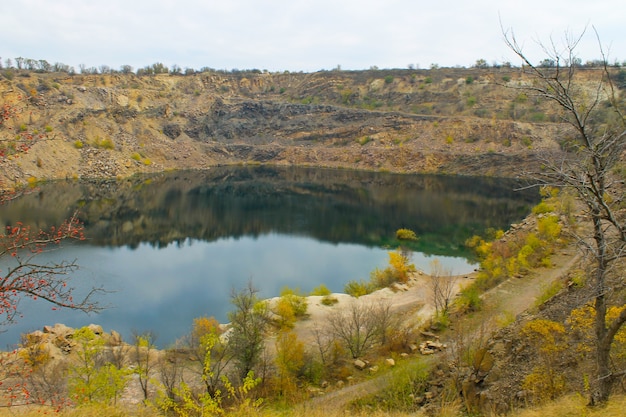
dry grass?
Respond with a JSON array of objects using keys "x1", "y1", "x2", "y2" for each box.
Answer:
[
  {"x1": 2, "y1": 394, "x2": 626, "y2": 417},
  {"x1": 508, "y1": 394, "x2": 626, "y2": 417}
]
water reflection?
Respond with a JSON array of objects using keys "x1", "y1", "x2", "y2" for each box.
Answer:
[{"x1": 0, "y1": 166, "x2": 538, "y2": 347}]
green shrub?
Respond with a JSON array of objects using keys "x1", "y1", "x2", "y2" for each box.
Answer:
[
  {"x1": 321, "y1": 295, "x2": 339, "y2": 306},
  {"x1": 530, "y1": 112, "x2": 546, "y2": 122},
  {"x1": 74, "y1": 140, "x2": 84, "y2": 149},
  {"x1": 344, "y1": 280, "x2": 373, "y2": 297},
  {"x1": 534, "y1": 280, "x2": 563, "y2": 308},
  {"x1": 457, "y1": 284, "x2": 483, "y2": 312},
  {"x1": 94, "y1": 137, "x2": 114, "y2": 150},
  {"x1": 384, "y1": 75, "x2": 394, "y2": 84},
  {"x1": 465, "y1": 76, "x2": 474, "y2": 84},
  {"x1": 352, "y1": 360, "x2": 430, "y2": 412}
]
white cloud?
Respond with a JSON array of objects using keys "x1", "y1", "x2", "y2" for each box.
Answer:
[{"x1": 1, "y1": 0, "x2": 624, "y2": 72}]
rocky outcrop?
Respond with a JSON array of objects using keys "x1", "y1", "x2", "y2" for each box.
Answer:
[
  {"x1": 0, "y1": 68, "x2": 581, "y2": 188},
  {"x1": 21, "y1": 323, "x2": 124, "y2": 359}
]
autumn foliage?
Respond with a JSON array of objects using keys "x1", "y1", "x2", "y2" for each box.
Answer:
[{"x1": 0, "y1": 214, "x2": 94, "y2": 325}]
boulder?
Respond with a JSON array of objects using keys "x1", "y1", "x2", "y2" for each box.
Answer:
[
  {"x1": 354, "y1": 359, "x2": 366, "y2": 370},
  {"x1": 87, "y1": 324, "x2": 103, "y2": 335},
  {"x1": 109, "y1": 330, "x2": 123, "y2": 346},
  {"x1": 43, "y1": 323, "x2": 74, "y2": 339},
  {"x1": 385, "y1": 358, "x2": 396, "y2": 367}
]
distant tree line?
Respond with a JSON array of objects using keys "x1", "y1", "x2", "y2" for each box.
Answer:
[{"x1": 1, "y1": 55, "x2": 625, "y2": 78}]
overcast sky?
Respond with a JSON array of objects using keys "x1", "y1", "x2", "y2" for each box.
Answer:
[{"x1": 1, "y1": 0, "x2": 624, "y2": 73}]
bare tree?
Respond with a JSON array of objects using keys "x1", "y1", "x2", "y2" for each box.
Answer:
[
  {"x1": 503, "y1": 26, "x2": 626, "y2": 404},
  {"x1": 158, "y1": 348, "x2": 184, "y2": 402},
  {"x1": 429, "y1": 259, "x2": 457, "y2": 318},
  {"x1": 327, "y1": 299, "x2": 393, "y2": 358}
]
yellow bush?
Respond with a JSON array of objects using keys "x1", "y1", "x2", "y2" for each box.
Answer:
[
  {"x1": 522, "y1": 367, "x2": 566, "y2": 403},
  {"x1": 521, "y1": 319, "x2": 568, "y2": 402},
  {"x1": 395, "y1": 228, "x2": 418, "y2": 241},
  {"x1": 310, "y1": 284, "x2": 331, "y2": 296}
]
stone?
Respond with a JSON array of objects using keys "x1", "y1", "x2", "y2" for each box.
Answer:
[
  {"x1": 427, "y1": 341, "x2": 444, "y2": 350},
  {"x1": 116, "y1": 95, "x2": 129, "y2": 107},
  {"x1": 368, "y1": 365, "x2": 379, "y2": 374},
  {"x1": 24, "y1": 330, "x2": 45, "y2": 345},
  {"x1": 87, "y1": 324, "x2": 103, "y2": 335},
  {"x1": 420, "y1": 331, "x2": 438, "y2": 340},
  {"x1": 109, "y1": 330, "x2": 123, "y2": 346},
  {"x1": 44, "y1": 323, "x2": 73, "y2": 338},
  {"x1": 408, "y1": 344, "x2": 418, "y2": 353},
  {"x1": 354, "y1": 359, "x2": 366, "y2": 370},
  {"x1": 385, "y1": 358, "x2": 395, "y2": 367}
]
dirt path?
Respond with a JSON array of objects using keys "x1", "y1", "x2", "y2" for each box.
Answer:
[{"x1": 301, "y1": 243, "x2": 581, "y2": 412}]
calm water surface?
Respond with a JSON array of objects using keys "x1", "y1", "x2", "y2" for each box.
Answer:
[{"x1": 0, "y1": 166, "x2": 538, "y2": 347}]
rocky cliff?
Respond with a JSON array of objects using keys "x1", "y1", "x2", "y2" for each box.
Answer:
[{"x1": 0, "y1": 67, "x2": 593, "y2": 186}]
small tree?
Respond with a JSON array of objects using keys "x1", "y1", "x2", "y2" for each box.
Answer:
[
  {"x1": 228, "y1": 281, "x2": 270, "y2": 381},
  {"x1": 131, "y1": 331, "x2": 158, "y2": 403},
  {"x1": 68, "y1": 327, "x2": 130, "y2": 405},
  {"x1": 187, "y1": 316, "x2": 232, "y2": 397},
  {"x1": 327, "y1": 299, "x2": 393, "y2": 358},
  {"x1": 273, "y1": 330, "x2": 305, "y2": 399},
  {"x1": 429, "y1": 259, "x2": 457, "y2": 319}
]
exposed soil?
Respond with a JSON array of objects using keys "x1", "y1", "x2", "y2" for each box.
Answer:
[{"x1": 1, "y1": 67, "x2": 590, "y2": 190}]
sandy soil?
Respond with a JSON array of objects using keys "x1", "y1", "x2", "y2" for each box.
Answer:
[{"x1": 288, "y1": 270, "x2": 473, "y2": 347}]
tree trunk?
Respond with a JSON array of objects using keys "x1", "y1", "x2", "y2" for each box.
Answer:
[{"x1": 592, "y1": 213, "x2": 613, "y2": 404}]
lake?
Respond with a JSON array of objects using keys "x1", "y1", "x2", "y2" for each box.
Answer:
[{"x1": 0, "y1": 166, "x2": 538, "y2": 348}]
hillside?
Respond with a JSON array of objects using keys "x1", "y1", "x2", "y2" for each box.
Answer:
[{"x1": 0, "y1": 67, "x2": 599, "y2": 187}]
